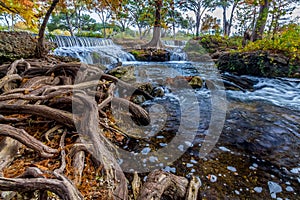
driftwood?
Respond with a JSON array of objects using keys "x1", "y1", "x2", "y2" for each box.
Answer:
[
  {"x1": 136, "y1": 170, "x2": 201, "y2": 200},
  {"x1": 0, "y1": 58, "x2": 199, "y2": 199}
]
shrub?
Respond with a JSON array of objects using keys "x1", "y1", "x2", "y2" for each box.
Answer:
[
  {"x1": 75, "y1": 31, "x2": 103, "y2": 38},
  {"x1": 241, "y1": 24, "x2": 300, "y2": 60}
]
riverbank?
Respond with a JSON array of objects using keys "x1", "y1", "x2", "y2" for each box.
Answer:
[{"x1": 186, "y1": 35, "x2": 300, "y2": 78}]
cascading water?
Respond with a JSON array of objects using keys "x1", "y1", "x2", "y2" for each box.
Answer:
[
  {"x1": 49, "y1": 35, "x2": 135, "y2": 65},
  {"x1": 163, "y1": 40, "x2": 188, "y2": 61}
]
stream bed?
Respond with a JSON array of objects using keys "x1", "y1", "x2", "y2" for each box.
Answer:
[
  {"x1": 119, "y1": 61, "x2": 300, "y2": 199},
  {"x1": 50, "y1": 36, "x2": 299, "y2": 199}
]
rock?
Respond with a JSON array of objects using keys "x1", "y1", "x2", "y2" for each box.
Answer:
[
  {"x1": 221, "y1": 73, "x2": 258, "y2": 91},
  {"x1": 134, "y1": 82, "x2": 154, "y2": 94},
  {"x1": 151, "y1": 87, "x2": 165, "y2": 97},
  {"x1": 217, "y1": 51, "x2": 300, "y2": 78},
  {"x1": 188, "y1": 76, "x2": 203, "y2": 88},
  {"x1": 107, "y1": 66, "x2": 135, "y2": 82},
  {"x1": 131, "y1": 95, "x2": 146, "y2": 104},
  {"x1": 130, "y1": 48, "x2": 170, "y2": 62},
  {"x1": 0, "y1": 31, "x2": 56, "y2": 63}
]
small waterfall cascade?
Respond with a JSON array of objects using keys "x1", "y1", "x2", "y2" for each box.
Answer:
[
  {"x1": 163, "y1": 40, "x2": 188, "y2": 61},
  {"x1": 49, "y1": 35, "x2": 114, "y2": 47},
  {"x1": 163, "y1": 40, "x2": 187, "y2": 48},
  {"x1": 49, "y1": 35, "x2": 135, "y2": 65}
]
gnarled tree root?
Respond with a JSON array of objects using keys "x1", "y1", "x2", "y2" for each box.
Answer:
[
  {"x1": 0, "y1": 124, "x2": 58, "y2": 158},
  {"x1": 0, "y1": 167, "x2": 83, "y2": 200}
]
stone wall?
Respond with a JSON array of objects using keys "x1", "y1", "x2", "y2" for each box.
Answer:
[{"x1": 0, "y1": 31, "x2": 55, "y2": 63}]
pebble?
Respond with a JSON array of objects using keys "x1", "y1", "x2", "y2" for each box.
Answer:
[
  {"x1": 290, "y1": 167, "x2": 300, "y2": 174},
  {"x1": 141, "y1": 147, "x2": 151, "y2": 155},
  {"x1": 285, "y1": 186, "x2": 294, "y2": 192},
  {"x1": 254, "y1": 187, "x2": 263, "y2": 193},
  {"x1": 207, "y1": 174, "x2": 217, "y2": 182},
  {"x1": 178, "y1": 145, "x2": 184, "y2": 151},
  {"x1": 227, "y1": 166, "x2": 237, "y2": 172},
  {"x1": 268, "y1": 181, "x2": 282, "y2": 199},
  {"x1": 219, "y1": 146, "x2": 231, "y2": 152}
]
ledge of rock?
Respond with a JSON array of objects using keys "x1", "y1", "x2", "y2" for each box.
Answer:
[
  {"x1": 0, "y1": 31, "x2": 56, "y2": 63},
  {"x1": 130, "y1": 48, "x2": 170, "y2": 62},
  {"x1": 216, "y1": 51, "x2": 300, "y2": 78}
]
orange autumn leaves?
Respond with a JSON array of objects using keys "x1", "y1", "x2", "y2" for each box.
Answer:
[
  {"x1": 0, "y1": 0, "x2": 37, "y2": 28},
  {"x1": 0, "y1": 0, "x2": 124, "y2": 29}
]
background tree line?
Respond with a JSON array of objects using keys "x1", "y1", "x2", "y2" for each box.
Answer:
[{"x1": 0, "y1": 0, "x2": 299, "y2": 51}]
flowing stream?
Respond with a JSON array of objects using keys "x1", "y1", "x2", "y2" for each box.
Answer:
[{"x1": 52, "y1": 37, "x2": 300, "y2": 199}]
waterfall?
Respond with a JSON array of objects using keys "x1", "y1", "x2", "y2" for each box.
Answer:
[
  {"x1": 163, "y1": 40, "x2": 188, "y2": 61},
  {"x1": 49, "y1": 35, "x2": 135, "y2": 65}
]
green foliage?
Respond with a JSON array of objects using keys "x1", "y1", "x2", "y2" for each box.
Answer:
[
  {"x1": 241, "y1": 24, "x2": 300, "y2": 60},
  {"x1": 196, "y1": 34, "x2": 242, "y2": 53},
  {"x1": 75, "y1": 31, "x2": 103, "y2": 38}
]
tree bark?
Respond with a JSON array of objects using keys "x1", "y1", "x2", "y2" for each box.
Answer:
[
  {"x1": 227, "y1": 1, "x2": 238, "y2": 36},
  {"x1": 222, "y1": 4, "x2": 228, "y2": 36},
  {"x1": 251, "y1": 0, "x2": 270, "y2": 41},
  {"x1": 35, "y1": 0, "x2": 59, "y2": 58},
  {"x1": 143, "y1": 0, "x2": 164, "y2": 49},
  {"x1": 65, "y1": 13, "x2": 74, "y2": 36}
]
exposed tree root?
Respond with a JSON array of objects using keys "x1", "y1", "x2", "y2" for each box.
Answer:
[
  {"x1": 0, "y1": 124, "x2": 58, "y2": 158},
  {"x1": 0, "y1": 58, "x2": 200, "y2": 200}
]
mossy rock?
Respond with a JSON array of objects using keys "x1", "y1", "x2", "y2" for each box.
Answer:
[
  {"x1": 189, "y1": 76, "x2": 203, "y2": 88},
  {"x1": 107, "y1": 66, "x2": 135, "y2": 82},
  {"x1": 130, "y1": 48, "x2": 170, "y2": 62},
  {"x1": 217, "y1": 51, "x2": 300, "y2": 78}
]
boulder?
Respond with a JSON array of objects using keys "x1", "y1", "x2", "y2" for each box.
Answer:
[
  {"x1": 130, "y1": 48, "x2": 170, "y2": 62},
  {"x1": 217, "y1": 51, "x2": 300, "y2": 78},
  {"x1": 151, "y1": 87, "x2": 165, "y2": 97},
  {"x1": 107, "y1": 66, "x2": 135, "y2": 82},
  {"x1": 188, "y1": 76, "x2": 203, "y2": 88}
]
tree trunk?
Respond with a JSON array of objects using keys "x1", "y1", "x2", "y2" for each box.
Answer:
[
  {"x1": 222, "y1": 4, "x2": 228, "y2": 36},
  {"x1": 65, "y1": 13, "x2": 74, "y2": 36},
  {"x1": 228, "y1": 1, "x2": 238, "y2": 36},
  {"x1": 101, "y1": 12, "x2": 107, "y2": 38},
  {"x1": 195, "y1": 13, "x2": 200, "y2": 37},
  {"x1": 173, "y1": 21, "x2": 176, "y2": 39},
  {"x1": 11, "y1": 14, "x2": 14, "y2": 31},
  {"x1": 144, "y1": 26, "x2": 163, "y2": 48},
  {"x1": 251, "y1": 0, "x2": 270, "y2": 41},
  {"x1": 138, "y1": 26, "x2": 142, "y2": 39},
  {"x1": 35, "y1": 0, "x2": 59, "y2": 58},
  {"x1": 4, "y1": 14, "x2": 10, "y2": 30},
  {"x1": 143, "y1": 0, "x2": 164, "y2": 49}
]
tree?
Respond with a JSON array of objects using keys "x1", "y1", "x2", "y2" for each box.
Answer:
[
  {"x1": 0, "y1": 0, "x2": 37, "y2": 28},
  {"x1": 126, "y1": 0, "x2": 152, "y2": 39},
  {"x1": 178, "y1": 0, "x2": 216, "y2": 36},
  {"x1": 181, "y1": 15, "x2": 196, "y2": 35},
  {"x1": 201, "y1": 14, "x2": 220, "y2": 34},
  {"x1": 115, "y1": 10, "x2": 132, "y2": 32},
  {"x1": 235, "y1": 0, "x2": 259, "y2": 35},
  {"x1": 164, "y1": 3, "x2": 183, "y2": 38},
  {"x1": 250, "y1": 0, "x2": 270, "y2": 41},
  {"x1": 216, "y1": 0, "x2": 239, "y2": 36},
  {"x1": 35, "y1": 0, "x2": 59, "y2": 58},
  {"x1": 268, "y1": 0, "x2": 297, "y2": 35},
  {"x1": 143, "y1": 0, "x2": 164, "y2": 48}
]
